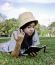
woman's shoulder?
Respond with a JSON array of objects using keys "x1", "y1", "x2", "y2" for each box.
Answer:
[
  {"x1": 32, "y1": 30, "x2": 40, "y2": 45},
  {"x1": 32, "y1": 30, "x2": 39, "y2": 40},
  {"x1": 33, "y1": 30, "x2": 39, "y2": 37}
]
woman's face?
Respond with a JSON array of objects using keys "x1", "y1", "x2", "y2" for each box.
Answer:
[{"x1": 23, "y1": 23, "x2": 35, "y2": 36}]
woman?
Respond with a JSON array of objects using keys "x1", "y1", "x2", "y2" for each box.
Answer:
[{"x1": 0, "y1": 12, "x2": 40, "y2": 57}]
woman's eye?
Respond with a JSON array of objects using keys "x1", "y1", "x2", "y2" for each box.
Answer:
[
  {"x1": 28, "y1": 26, "x2": 31, "y2": 28},
  {"x1": 28, "y1": 26, "x2": 35, "y2": 28}
]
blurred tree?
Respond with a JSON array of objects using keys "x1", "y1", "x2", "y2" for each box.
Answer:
[
  {"x1": 48, "y1": 22, "x2": 55, "y2": 37},
  {"x1": 49, "y1": 22, "x2": 55, "y2": 27},
  {"x1": 0, "y1": 18, "x2": 19, "y2": 37}
]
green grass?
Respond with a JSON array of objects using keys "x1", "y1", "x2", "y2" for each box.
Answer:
[{"x1": 0, "y1": 37, "x2": 55, "y2": 65}]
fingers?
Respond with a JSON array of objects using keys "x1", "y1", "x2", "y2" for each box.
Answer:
[
  {"x1": 18, "y1": 29, "x2": 25, "y2": 38},
  {"x1": 17, "y1": 29, "x2": 25, "y2": 39},
  {"x1": 13, "y1": 29, "x2": 25, "y2": 41},
  {"x1": 20, "y1": 29, "x2": 25, "y2": 35},
  {"x1": 29, "y1": 52, "x2": 37, "y2": 56}
]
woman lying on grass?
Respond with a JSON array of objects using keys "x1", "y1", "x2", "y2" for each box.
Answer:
[{"x1": 0, "y1": 12, "x2": 40, "y2": 57}]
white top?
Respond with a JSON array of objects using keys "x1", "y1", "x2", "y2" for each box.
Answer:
[{"x1": 0, "y1": 29, "x2": 40, "y2": 53}]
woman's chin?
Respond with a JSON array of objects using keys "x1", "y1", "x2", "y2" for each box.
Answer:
[{"x1": 28, "y1": 33, "x2": 32, "y2": 36}]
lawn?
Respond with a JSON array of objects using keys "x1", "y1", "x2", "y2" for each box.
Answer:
[{"x1": 0, "y1": 37, "x2": 55, "y2": 65}]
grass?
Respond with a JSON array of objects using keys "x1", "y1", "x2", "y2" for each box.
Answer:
[{"x1": 0, "y1": 37, "x2": 55, "y2": 65}]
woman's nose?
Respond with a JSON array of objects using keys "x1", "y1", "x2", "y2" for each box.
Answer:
[{"x1": 30, "y1": 28, "x2": 34, "y2": 32}]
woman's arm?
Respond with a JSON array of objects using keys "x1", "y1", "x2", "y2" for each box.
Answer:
[{"x1": 11, "y1": 30, "x2": 25, "y2": 57}]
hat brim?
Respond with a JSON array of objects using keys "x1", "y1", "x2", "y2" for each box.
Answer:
[
  {"x1": 20, "y1": 20, "x2": 38, "y2": 29},
  {"x1": 30, "y1": 20, "x2": 38, "y2": 25}
]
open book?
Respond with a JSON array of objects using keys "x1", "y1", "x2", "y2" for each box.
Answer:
[{"x1": 24, "y1": 45, "x2": 46, "y2": 54}]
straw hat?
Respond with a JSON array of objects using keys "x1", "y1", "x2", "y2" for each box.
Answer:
[{"x1": 19, "y1": 12, "x2": 38, "y2": 28}]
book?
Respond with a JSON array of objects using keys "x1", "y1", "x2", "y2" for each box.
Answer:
[{"x1": 24, "y1": 45, "x2": 46, "y2": 54}]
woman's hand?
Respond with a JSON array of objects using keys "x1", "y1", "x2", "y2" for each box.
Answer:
[
  {"x1": 29, "y1": 52, "x2": 37, "y2": 57},
  {"x1": 13, "y1": 29, "x2": 25, "y2": 43}
]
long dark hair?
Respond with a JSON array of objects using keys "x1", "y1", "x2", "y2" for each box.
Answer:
[{"x1": 21, "y1": 30, "x2": 35, "y2": 49}]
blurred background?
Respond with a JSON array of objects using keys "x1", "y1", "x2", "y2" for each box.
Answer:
[{"x1": 0, "y1": 0, "x2": 55, "y2": 37}]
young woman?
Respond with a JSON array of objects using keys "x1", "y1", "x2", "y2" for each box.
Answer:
[{"x1": 0, "y1": 12, "x2": 40, "y2": 57}]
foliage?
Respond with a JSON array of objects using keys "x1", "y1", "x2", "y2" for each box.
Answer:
[
  {"x1": 35, "y1": 24, "x2": 41, "y2": 35},
  {"x1": 40, "y1": 28, "x2": 49, "y2": 36},
  {"x1": 48, "y1": 22, "x2": 55, "y2": 37},
  {"x1": 0, "y1": 20, "x2": 55, "y2": 37},
  {"x1": 49, "y1": 22, "x2": 55, "y2": 27},
  {"x1": 0, "y1": 18, "x2": 19, "y2": 36}
]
